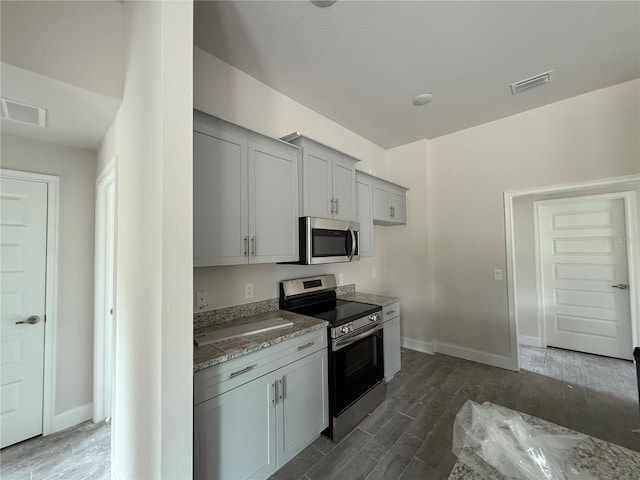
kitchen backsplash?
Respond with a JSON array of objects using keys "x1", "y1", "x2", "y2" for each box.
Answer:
[{"x1": 194, "y1": 283, "x2": 356, "y2": 332}]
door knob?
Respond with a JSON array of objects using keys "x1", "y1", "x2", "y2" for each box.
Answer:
[
  {"x1": 611, "y1": 284, "x2": 628, "y2": 290},
  {"x1": 16, "y1": 315, "x2": 41, "y2": 325}
]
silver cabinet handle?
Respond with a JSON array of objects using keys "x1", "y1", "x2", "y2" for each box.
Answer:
[
  {"x1": 611, "y1": 284, "x2": 628, "y2": 289},
  {"x1": 278, "y1": 378, "x2": 284, "y2": 402},
  {"x1": 297, "y1": 341, "x2": 314, "y2": 351},
  {"x1": 335, "y1": 199, "x2": 339, "y2": 215},
  {"x1": 272, "y1": 382, "x2": 276, "y2": 404},
  {"x1": 274, "y1": 381, "x2": 279, "y2": 404},
  {"x1": 330, "y1": 199, "x2": 335, "y2": 214},
  {"x1": 243, "y1": 236, "x2": 249, "y2": 256},
  {"x1": 386, "y1": 310, "x2": 396, "y2": 316},
  {"x1": 282, "y1": 376, "x2": 286, "y2": 400},
  {"x1": 229, "y1": 363, "x2": 257, "y2": 379},
  {"x1": 251, "y1": 237, "x2": 256, "y2": 256},
  {"x1": 16, "y1": 315, "x2": 40, "y2": 325}
]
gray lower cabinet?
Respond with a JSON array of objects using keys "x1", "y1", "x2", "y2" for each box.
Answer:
[
  {"x1": 194, "y1": 330, "x2": 328, "y2": 480},
  {"x1": 382, "y1": 302, "x2": 401, "y2": 381},
  {"x1": 193, "y1": 111, "x2": 300, "y2": 267}
]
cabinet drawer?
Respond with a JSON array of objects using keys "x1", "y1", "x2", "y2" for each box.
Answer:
[
  {"x1": 383, "y1": 302, "x2": 400, "y2": 322},
  {"x1": 194, "y1": 328, "x2": 327, "y2": 405}
]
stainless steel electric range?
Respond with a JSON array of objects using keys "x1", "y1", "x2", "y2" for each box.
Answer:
[{"x1": 280, "y1": 275, "x2": 386, "y2": 442}]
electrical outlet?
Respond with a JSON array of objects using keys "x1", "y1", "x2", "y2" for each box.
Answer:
[
  {"x1": 372, "y1": 268, "x2": 377, "y2": 278},
  {"x1": 196, "y1": 290, "x2": 208, "y2": 310},
  {"x1": 493, "y1": 269, "x2": 503, "y2": 281},
  {"x1": 338, "y1": 273, "x2": 344, "y2": 285},
  {"x1": 245, "y1": 284, "x2": 254, "y2": 299}
]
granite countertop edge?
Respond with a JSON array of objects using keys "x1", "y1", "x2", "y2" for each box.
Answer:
[
  {"x1": 193, "y1": 311, "x2": 327, "y2": 373},
  {"x1": 338, "y1": 291, "x2": 400, "y2": 307}
]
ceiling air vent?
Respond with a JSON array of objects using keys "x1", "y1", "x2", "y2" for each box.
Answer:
[
  {"x1": 510, "y1": 70, "x2": 555, "y2": 95},
  {"x1": 1, "y1": 98, "x2": 47, "y2": 127}
]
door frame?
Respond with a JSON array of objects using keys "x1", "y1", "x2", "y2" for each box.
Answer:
[
  {"x1": 93, "y1": 157, "x2": 117, "y2": 422},
  {"x1": 504, "y1": 174, "x2": 640, "y2": 370},
  {"x1": 533, "y1": 192, "x2": 638, "y2": 353},
  {"x1": 0, "y1": 168, "x2": 59, "y2": 435}
]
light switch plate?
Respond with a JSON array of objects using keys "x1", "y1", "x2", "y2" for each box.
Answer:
[
  {"x1": 338, "y1": 273, "x2": 344, "y2": 285},
  {"x1": 245, "y1": 284, "x2": 254, "y2": 299},
  {"x1": 493, "y1": 269, "x2": 503, "y2": 281}
]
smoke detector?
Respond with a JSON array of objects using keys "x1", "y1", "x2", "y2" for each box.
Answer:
[
  {"x1": 510, "y1": 70, "x2": 555, "y2": 95},
  {"x1": 1, "y1": 98, "x2": 47, "y2": 127}
]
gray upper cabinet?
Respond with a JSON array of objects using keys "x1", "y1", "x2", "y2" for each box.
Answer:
[
  {"x1": 286, "y1": 136, "x2": 358, "y2": 222},
  {"x1": 373, "y1": 178, "x2": 408, "y2": 226},
  {"x1": 355, "y1": 171, "x2": 375, "y2": 257},
  {"x1": 194, "y1": 111, "x2": 300, "y2": 267}
]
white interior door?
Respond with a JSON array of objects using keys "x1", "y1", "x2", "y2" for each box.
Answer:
[
  {"x1": 1, "y1": 177, "x2": 48, "y2": 448},
  {"x1": 538, "y1": 197, "x2": 632, "y2": 359}
]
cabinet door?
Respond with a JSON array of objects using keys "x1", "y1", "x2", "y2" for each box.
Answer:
[
  {"x1": 389, "y1": 190, "x2": 407, "y2": 225},
  {"x1": 194, "y1": 373, "x2": 277, "y2": 480},
  {"x1": 356, "y1": 179, "x2": 374, "y2": 256},
  {"x1": 383, "y1": 317, "x2": 401, "y2": 381},
  {"x1": 248, "y1": 140, "x2": 299, "y2": 263},
  {"x1": 276, "y1": 350, "x2": 328, "y2": 467},
  {"x1": 302, "y1": 147, "x2": 333, "y2": 219},
  {"x1": 332, "y1": 155, "x2": 357, "y2": 221},
  {"x1": 372, "y1": 184, "x2": 390, "y2": 222},
  {"x1": 193, "y1": 129, "x2": 248, "y2": 266}
]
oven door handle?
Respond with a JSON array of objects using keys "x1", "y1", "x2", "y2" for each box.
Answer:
[
  {"x1": 333, "y1": 322, "x2": 383, "y2": 351},
  {"x1": 347, "y1": 228, "x2": 356, "y2": 261}
]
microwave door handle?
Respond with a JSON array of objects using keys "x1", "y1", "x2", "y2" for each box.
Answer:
[{"x1": 347, "y1": 228, "x2": 356, "y2": 261}]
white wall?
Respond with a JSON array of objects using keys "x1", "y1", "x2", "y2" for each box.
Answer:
[
  {"x1": 428, "y1": 79, "x2": 640, "y2": 364},
  {"x1": 376, "y1": 140, "x2": 433, "y2": 351},
  {"x1": 193, "y1": 47, "x2": 386, "y2": 310},
  {"x1": 97, "y1": 2, "x2": 193, "y2": 478},
  {"x1": 1, "y1": 133, "x2": 96, "y2": 418}
]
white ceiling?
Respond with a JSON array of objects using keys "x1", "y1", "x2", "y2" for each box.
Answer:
[
  {"x1": 1, "y1": 63, "x2": 121, "y2": 151},
  {"x1": 194, "y1": 1, "x2": 640, "y2": 149},
  {"x1": 0, "y1": 1, "x2": 125, "y2": 150}
]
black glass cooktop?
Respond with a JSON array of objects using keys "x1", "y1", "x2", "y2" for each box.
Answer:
[{"x1": 292, "y1": 299, "x2": 381, "y2": 327}]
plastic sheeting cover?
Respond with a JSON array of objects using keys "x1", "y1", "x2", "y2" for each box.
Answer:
[{"x1": 452, "y1": 400, "x2": 595, "y2": 479}]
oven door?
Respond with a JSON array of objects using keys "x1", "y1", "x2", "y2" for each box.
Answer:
[
  {"x1": 303, "y1": 217, "x2": 359, "y2": 264},
  {"x1": 330, "y1": 323, "x2": 384, "y2": 416}
]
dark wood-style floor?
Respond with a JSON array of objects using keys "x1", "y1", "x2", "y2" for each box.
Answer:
[
  {"x1": 1, "y1": 346, "x2": 638, "y2": 480},
  {"x1": 271, "y1": 346, "x2": 640, "y2": 480}
]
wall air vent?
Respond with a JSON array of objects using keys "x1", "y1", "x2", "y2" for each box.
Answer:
[
  {"x1": 510, "y1": 70, "x2": 555, "y2": 95},
  {"x1": 0, "y1": 97, "x2": 47, "y2": 127}
]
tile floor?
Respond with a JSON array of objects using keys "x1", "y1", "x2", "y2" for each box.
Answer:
[{"x1": 1, "y1": 346, "x2": 638, "y2": 480}]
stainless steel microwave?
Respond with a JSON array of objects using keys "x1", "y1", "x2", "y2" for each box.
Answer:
[{"x1": 298, "y1": 217, "x2": 359, "y2": 265}]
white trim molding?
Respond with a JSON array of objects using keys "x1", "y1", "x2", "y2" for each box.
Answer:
[
  {"x1": 433, "y1": 340, "x2": 514, "y2": 370},
  {"x1": 504, "y1": 174, "x2": 640, "y2": 370},
  {"x1": 401, "y1": 337, "x2": 434, "y2": 354},
  {"x1": 51, "y1": 403, "x2": 93, "y2": 433},
  {"x1": 94, "y1": 156, "x2": 118, "y2": 423},
  {"x1": 517, "y1": 335, "x2": 542, "y2": 347},
  {"x1": 0, "y1": 168, "x2": 59, "y2": 436}
]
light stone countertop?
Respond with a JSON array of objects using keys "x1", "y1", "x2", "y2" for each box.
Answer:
[
  {"x1": 447, "y1": 405, "x2": 640, "y2": 479},
  {"x1": 193, "y1": 310, "x2": 327, "y2": 372},
  {"x1": 338, "y1": 291, "x2": 400, "y2": 307}
]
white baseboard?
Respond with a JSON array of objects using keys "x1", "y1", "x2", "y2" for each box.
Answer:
[
  {"x1": 401, "y1": 336, "x2": 434, "y2": 354},
  {"x1": 51, "y1": 402, "x2": 93, "y2": 433},
  {"x1": 518, "y1": 335, "x2": 542, "y2": 347},
  {"x1": 433, "y1": 340, "x2": 516, "y2": 371}
]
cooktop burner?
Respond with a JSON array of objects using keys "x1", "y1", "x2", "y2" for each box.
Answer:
[
  {"x1": 294, "y1": 299, "x2": 380, "y2": 327},
  {"x1": 279, "y1": 274, "x2": 382, "y2": 327}
]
